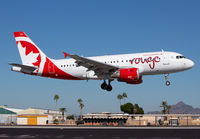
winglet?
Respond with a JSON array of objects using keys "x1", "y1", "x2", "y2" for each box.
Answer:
[{"x1": 63, "y1": 52, "x2": 70, "y2": 58}]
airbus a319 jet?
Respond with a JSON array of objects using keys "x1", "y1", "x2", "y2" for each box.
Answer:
[{"x1": 10, "y1": 32, "x2": 195, "y2": 91}]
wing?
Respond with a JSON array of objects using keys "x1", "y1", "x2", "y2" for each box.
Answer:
[{"x1": 64, "y1": 52, "x2": 118, "y2": 78}]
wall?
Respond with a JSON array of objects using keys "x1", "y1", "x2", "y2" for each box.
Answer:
[
  {"x1": 0, "y1": 114, "x2": 17, "y2": 125},
  {"x1": 17, "y1": 117, "x2": 27, "y2": 125}
]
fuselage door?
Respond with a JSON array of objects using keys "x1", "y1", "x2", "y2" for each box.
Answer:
[{"x1": 162, "y1": 52, "x2": 170, "y2": 66}]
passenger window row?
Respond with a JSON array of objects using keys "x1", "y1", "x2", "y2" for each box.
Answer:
[
  {"x1": 61, "y1": 59, "x2": 143, "y2": 68},
  {"x1": 61, "y1": 64, "x2": 77, "y2": 68},
  {"x1": 105, "y1": 60, "x2": 130, "y2": 64}
]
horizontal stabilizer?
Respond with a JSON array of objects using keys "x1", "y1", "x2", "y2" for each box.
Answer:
[{"x1": 9, "y1": 63, "x2": 37, "y2": 74}]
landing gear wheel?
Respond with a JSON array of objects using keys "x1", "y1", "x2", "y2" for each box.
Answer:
[
  {"x1": 106, "y1": 85, "x2": 112, "y2": 91},
  {"x1": 166, "y1": 81, "x2": 170, "y2": 86},
  {"x1": 101, "y1": 81, "x2": 107, "y2": 90},
  {"x1": 100, "y1": 80, "x2": 113, "y2": 91},
  {"x1": 164, "y1": 74, "x2": 170, "y2": 86}
]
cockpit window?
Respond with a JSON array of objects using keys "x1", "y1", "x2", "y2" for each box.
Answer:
[{"x1": 176, "y1": 56, "x2": 185, "y2": 59}]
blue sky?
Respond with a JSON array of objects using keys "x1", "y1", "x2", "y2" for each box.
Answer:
[{"x1": 0, "y1": 0, "x2": 200, "y2": 115}]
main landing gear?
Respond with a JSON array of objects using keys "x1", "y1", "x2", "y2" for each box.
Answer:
[
  {"x1": 164, "y1": 74, "x2": 170, "y2": 86},
  {"x1": 101, "y1": 80, "x2": 112, "y2": 91}
]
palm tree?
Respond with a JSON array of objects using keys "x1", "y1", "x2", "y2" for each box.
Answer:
[
  {"x1": 59, "y1": 107, "x2": 66, "y2": 121},
  {"x1": 78, "y1": 98, "x2": 84, "y2": 120},
  {"x1": 54, "y1": 94, "x2": 59, "y2": 118},
  {"x1": 122, "y1": 92, "x2": 127, "y2": 104},
  {"x1": 166, "y1": 105, "x2": 172, "y2": 114},
  {"x1": 117, "y1": 94, "x2": 123, "y2": 106},
  {"x1": 160, "y1": 101, "x2": 168, "y2": 114}
]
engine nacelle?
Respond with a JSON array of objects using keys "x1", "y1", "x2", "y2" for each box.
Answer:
[
  {"x1": 112, "y1": 68, "x2": 142, "y2": 84},
  {"x1": 125, "y1": 76, "x2": 143, "y2": 84},
  {"x1": 119, "y1": 68, "x2": 139, "y2": 81}
]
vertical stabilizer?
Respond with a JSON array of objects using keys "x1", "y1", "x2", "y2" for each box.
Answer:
[{"x1": 13, "y1": 32, "x2": 47, "y2": 74}]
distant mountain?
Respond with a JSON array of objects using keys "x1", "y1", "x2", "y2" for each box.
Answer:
[{"x1": 148, "y1": 101, "x2": 200, "y2": 114}]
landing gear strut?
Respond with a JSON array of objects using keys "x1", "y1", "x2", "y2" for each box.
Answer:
[
  {"x1": 164, "y1": 74, "x2": 170, "y2": 86},
  {"x1": 101, "y1": 80, "x2": 112, "y2": 91}
]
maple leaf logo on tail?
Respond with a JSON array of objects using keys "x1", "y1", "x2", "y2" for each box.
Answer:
[
  {"x1": 14, "y1": 32, "x2": 46, "y2": 73},
  {"x1": 17, "y1": 41, "x2": 41, "y2": 70}
]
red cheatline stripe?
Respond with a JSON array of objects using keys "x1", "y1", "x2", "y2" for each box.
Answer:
[{"x1": 13, "y1": 32, "x2": 28, "y2": 38}]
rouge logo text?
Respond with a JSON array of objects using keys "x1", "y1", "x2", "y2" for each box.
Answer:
[{"x1": 130, "y1": 56, "x2": 160, "y2": 69}]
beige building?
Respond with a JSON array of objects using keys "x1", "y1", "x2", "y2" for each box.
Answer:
[
  {"x1": 17, "y1": 108, "x2": 51, "y2": 125},
  {"x1": 127, "y1": 114, "x2": 200, "y2": 126},
  {"x1": 16, "y1": 108, "x2": 76, "y2": 125}
]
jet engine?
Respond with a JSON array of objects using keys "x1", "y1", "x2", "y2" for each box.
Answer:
[{"x1": 112, "y1": 68, "x2": 143, "y2": 84}]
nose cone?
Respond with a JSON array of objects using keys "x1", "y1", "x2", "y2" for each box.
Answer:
[
  {"x1": 189, "y1": 59, "x2": 195, "y2": 68},
  {"x1": 185, "y1": 59, "x2": 195, "y2": 69}
]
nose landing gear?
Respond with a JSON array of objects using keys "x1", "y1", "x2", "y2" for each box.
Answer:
[
  {"x1": 164, "y1": 74, "x2": 170, "y2": 86},
  {"x1": 166, "y1": 80, "x2": 170, "y2": 86},
  {"x1": 101, "y1": 80, "x2": 112, "y2": 91}
]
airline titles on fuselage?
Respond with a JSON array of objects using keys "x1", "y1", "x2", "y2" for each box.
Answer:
[{"x1": 130, "y1": 56, "x2": 160, "y2": 69}]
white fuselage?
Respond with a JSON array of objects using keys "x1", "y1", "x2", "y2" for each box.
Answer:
[{"x1": 52, "y1": 51, "x2": 194, "y2": 80}]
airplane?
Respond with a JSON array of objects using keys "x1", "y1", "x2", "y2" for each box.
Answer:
[{"x1": 9, "y1": 32, "x2": 195, "y2": 91}]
